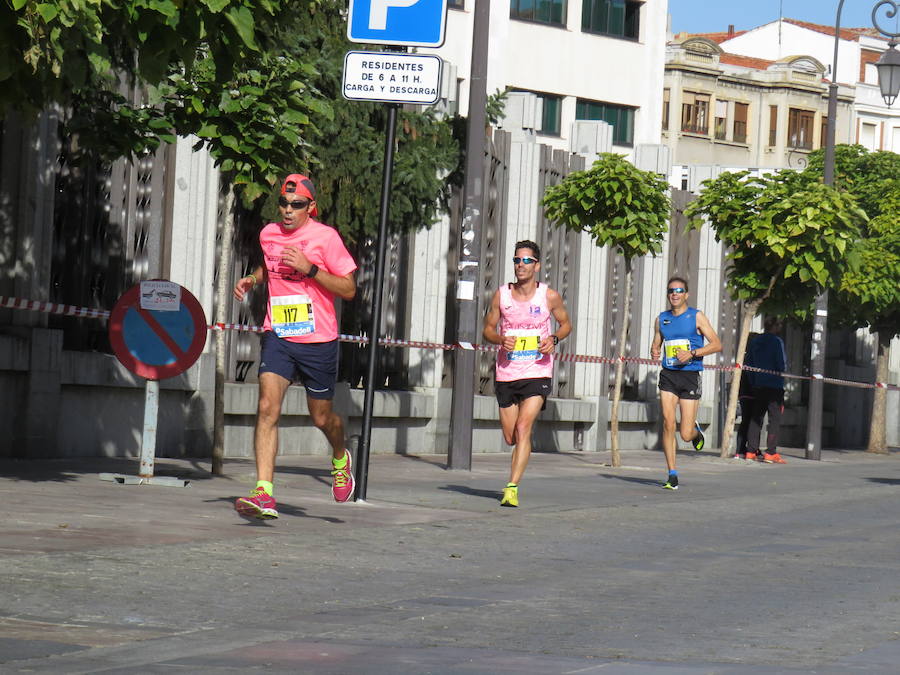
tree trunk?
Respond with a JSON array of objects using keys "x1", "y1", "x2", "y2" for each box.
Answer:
[
  {"x1": 719, "y1": 274, "x2": 780, "y2": 458},
  {"x1": 866, "y1": 330, "x2": 891, "y2": 454},
  {"x1": 609, "y1": 259, "x2": 631, "y2": 468},
  {"x1": 719, "y1": 304, "x2": 758, "y2": 457},
  {"x1": 212, "y1": 187, "x2": 236, "y2": 476}
]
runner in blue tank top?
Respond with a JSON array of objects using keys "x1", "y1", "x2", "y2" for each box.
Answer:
[{"x1": 650, "y1": 276, "x2": 722, "y2": 490}]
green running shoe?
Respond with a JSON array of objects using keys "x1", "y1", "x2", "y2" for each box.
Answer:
[
  {"x1": 661, "y1": 474, "x2": 679, "y2": 490},
  {"x1": 691, "y1": 422, "x2": 705, "y2": 451},
  {"x1": 500, "y1": 485, "x2": 519, "y2": 507}
]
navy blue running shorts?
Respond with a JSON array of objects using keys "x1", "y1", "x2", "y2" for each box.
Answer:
[
  {"x1": 259, "y1": 331, "x2": 339, "y2": 400},
  {"x1": 658, "y1": 368, "x2": 702, "y2": 400},
  {"x1": 495, "y1": 377, "x2": 552, "y2": 409}
]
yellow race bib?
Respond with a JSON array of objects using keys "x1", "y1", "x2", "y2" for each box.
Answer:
[
  {"x1": 663, "y1": 339, "x2": 690, "y2": 367},
  {"x1": 271, "y1": 294, "x2": 315, "y2": 337},
  {"x1": 507, "y1": 329, "x2": 541, "y2": 362}
]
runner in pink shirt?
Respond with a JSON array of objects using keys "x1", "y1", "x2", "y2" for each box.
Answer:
[
  {"x1": 483, "y1": 240, "x2": 571, "y2": 508},
  {"x1": 232, "y1": 174, "x2": 358, "y2": 519}
]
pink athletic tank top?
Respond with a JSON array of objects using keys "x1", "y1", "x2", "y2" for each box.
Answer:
[{"x1": 495, "y1": 283, "x2": 554, "y2": 382}]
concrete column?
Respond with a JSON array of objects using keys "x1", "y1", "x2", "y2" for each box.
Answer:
[
  {"x1": 1, "y1": 110, "x2": 59, "y2": 319},
  {"x1": 406, "y1": 214, "x2": 450, "y2": 390},
  {"x1": 21, "y1": 328, "x2": 63, "y2": 457},
  {"x1": 165, "y1": 137, "x2": 219, "y2": 457},
  {"x1": 502, "y1": 91, "x2": 542, "y2": 282},
  {"x1": 571, "y1": 229, "x2": 609, "y2": 452},
  {"x1": 568, "y1": 121, "x2": 613, "y2": 451},
  {"x1": 696, "y1": 224, "x2": 725, "y2": 437},
  {"x1": 166, "y1": 136, "x2": 220, "y2": 314}
]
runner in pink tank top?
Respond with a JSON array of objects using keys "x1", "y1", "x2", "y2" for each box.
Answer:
[
  {"x1": 495, "y1": 282, "x2": 554, "y2": 382},
  {"x1": 483, "y1": 240, "x2": 572, "y2": 508}
]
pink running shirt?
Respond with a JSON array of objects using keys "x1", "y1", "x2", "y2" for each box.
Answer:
[
  {"x1": 260, "y1": 219, "x2": 357, "y2": 343},
  {"x1": 495, "y1": 283, "x2": 554, "y2": 382}
]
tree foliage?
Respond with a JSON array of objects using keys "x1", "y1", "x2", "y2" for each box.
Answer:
[
  {"x1": 542, "y1": 153, "x2": 670, "y2": 259},
  {"x1": 803, "y1": 146, "x2": 900, "y2": 338},
  {"x1": 542, "y1": 153, "x2": 671, "y2": 466},
  {"x1": 3, "y1": 1, "x2": 461, "y2": 230},
  {"x1": 685, "y1": 169, "x2": 866, "y2": 318},
  {"x1": 1, "y1": 1, "x2": 295, "y2": 153},
  {"x1": 161, "y1": 38, "x2": 328, "y2": 205},
  {"x1": 805, "y1": 144, "x2": 900, "y2": 221},
  {"x1": 685, "y1": 167, "x2": 867, "y2": 456}
]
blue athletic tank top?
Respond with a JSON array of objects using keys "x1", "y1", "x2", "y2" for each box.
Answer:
[{"x1": 658, "y1": 307, "x2": 704, "y2": 371}]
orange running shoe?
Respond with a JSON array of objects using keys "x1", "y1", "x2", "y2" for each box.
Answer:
[
  {"x1": 763, "y1": 452, "x2": 787, "y2": 464},
  {"x1": 745, "y1": 452, "x2": 757, "y2": 461}
]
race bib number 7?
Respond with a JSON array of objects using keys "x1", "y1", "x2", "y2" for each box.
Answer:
[
  {"x1": 507, "y1": 330, "x2": 541, "y2": 362},
  {"x1": 271, "y1": 294, "x2": 315, "y2": 337}
]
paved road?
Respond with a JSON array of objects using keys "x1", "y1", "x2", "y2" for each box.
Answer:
[{"x1": 1, "y1": 447, "x2": 898, "y2": 673}]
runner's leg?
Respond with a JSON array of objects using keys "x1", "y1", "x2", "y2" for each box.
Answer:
[
  {"x1": 307, "y1": 397, "x2": 347, "y2": 461},
  {"x1": 659, "y1": 390, "x2": 679, "y2": 471},
  {"x1": 508, "y1": 395, "x2": 544, "y2": 485},
  {"x1": 254, "y1": 372, "x2": 291, "y2": 482},
  {"x1": 499, "y1": 402, "x2": 519, "y2": 446}
]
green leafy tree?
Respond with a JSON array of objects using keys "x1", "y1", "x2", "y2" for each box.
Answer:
[
  {"x1": 1, "y1": 0, "x2": 296, "y2": 160},
  {"x1": 543, "y1": 153, "x2": 670, "y2": 466},
  {"x1": 805, "y1": 145, "x2": 900, "y2": 219},
  {"x1": 806, "y1": 148, "x2": 900, "y2": 454},
  {"x1": 838, "y1": 208, "x2": 899, "y2": 454},
  {"x1": 807, "y1": 145, "x2": 900, "y2": 453},
  {"x1": 686, "y1": 170, "x2": 866, "y2": 457}
]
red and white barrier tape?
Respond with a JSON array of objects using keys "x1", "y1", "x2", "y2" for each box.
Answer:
[{"x1": 3, "y1": 295, "x2": 898, "y2": 392}]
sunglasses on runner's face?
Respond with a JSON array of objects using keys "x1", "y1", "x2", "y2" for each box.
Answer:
[
  {"x1": 278, "y1": 197, "x2": 310, "y2": 209},
  {"x1": 667, "y1": 287, "x2": 686, "y2": 294},
  {"x1": 513, "y1": 256, "x2": 538, "y2": 265}
]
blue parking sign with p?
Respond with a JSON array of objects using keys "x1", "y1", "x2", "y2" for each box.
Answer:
[{"x1": 347, "y1": 0, "x2": 448, "y2": 47}]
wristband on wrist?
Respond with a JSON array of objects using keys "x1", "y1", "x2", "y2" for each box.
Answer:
[
  {"x1": 307, "y1": 264, "x2": 319, "y2": 278},
  {"x1": 552, "y1": 335, "x2": 559, "y2": 346},
  {"x1": 690, "y1": 349, "x2": 697, "y2": 358},
  {"x1": 246, "y1": 273, "x2": 257, "y2": 286}
]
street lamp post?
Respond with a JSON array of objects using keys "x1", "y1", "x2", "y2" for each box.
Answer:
[{"x1": 809, "y1": 0, "x2": 900, "y2": 460}]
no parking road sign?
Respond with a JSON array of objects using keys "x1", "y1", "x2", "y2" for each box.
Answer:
[
  {"x1": 105, "y1": 281, "x2": 207, "y2": 486},
  {"x1": 109, "y1": 281, "x2": 207, "y2": 381}
]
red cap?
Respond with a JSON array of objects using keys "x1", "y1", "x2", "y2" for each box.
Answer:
[{"x1": 281, "y1": 174, "x2": 318, "y2": 216}]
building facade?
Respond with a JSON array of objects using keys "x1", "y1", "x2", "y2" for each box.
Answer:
[
  {"x1": 425, "y1": 0, "x2": 668, "y2": 155},
  {"x1": 709, "y1": 18, "x2": 900, "y2": 153},
  {"x1": 663, "y1": 36, "x2": 854, "y2": 170}
]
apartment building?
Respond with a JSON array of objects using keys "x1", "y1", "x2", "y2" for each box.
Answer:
[
  {"x1": 663, "y1": 34, "x2": 854, "y2": 169},
  {"x1": 711, "y1": 18, "x2": 900, "y2": 153},
  {"x1": 423, "y1": 1, "x2": 668, "y2": 154}
]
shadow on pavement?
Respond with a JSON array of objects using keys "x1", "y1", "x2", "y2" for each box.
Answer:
[
  {"x1": 0, "y1": 458, "x2": 215, "y2": 483},
  {"x1": 439, "y1": 484, "x2": 503, "y2": 501},
  {"x1": 207, "y1": 497, "x2": 345, "y2": 524},
  {"x1": 865, "y1": 477, "x2": 900, "y2": 485},
  {"x1": 597, "y1": 473, "x2": 662, "y2": 486}
]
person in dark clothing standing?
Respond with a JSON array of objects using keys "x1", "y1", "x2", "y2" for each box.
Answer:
[
  {"x1": 735, "y1": 332, "x2": 760, "y2": 460},
  {"x1": 745, "y1": 317, "x2": 787, "y2": 464}
]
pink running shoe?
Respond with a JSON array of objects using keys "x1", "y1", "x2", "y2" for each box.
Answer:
[
  {"x1": 331, "y1": 450, "x2": 355, "y2": 503},
  {"x1": 235, "y1": 488, "x2": 278, "y2": 519}
]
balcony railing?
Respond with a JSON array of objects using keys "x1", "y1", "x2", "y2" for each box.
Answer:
[{"x1": 681, "y1": 121, "x2": 708, "y2": 135}]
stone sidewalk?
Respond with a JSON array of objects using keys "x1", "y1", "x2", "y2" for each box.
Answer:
[{"x1": 1, "y1": 446, "x2": 899, "y2": 673}]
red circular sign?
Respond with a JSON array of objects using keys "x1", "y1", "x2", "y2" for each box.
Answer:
[{"x1": 108, "y1": 282, "x2": 208, "y2": 380}]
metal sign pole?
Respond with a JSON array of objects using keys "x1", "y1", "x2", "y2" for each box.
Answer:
[
  {"x1": 448, "y1": 0, "x2": 490, "y2": 470},
  {"x1": 139, "y1": 378, "x2": 159, "y2": 478},
  {"x1": 355, "y1": 101, "x2": 400, "y2": 502}
]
